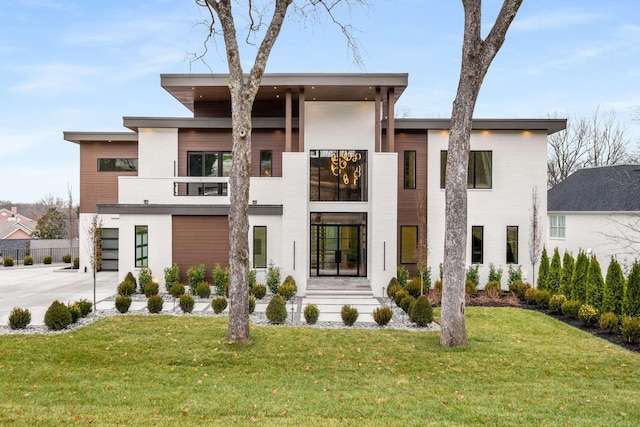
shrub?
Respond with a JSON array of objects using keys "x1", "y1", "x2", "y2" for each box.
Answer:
[
  {"x1": 599, "y1": 312, "x2": 619, "y2": 334},
  {"x1": 62, "y1": 254, "x2": 72, "y2": 263},
  {"x1": 465, "y1": 279, "x2": 478, "y2": 297},
  {"x1": 44, "y1": 300, "x2": 72, "y2": 330},
  {"x1": 277, "y1": 283, "x2": 297, "y2": 301},
  {"x1": 8, "y1": 307, "x2": 31, "y2": 330},
  {"x1": 248, "y1": 295, "x2": 256, "y2": 314},
  {"x1": 387, "y1": 283, "x2": 402, "y2": 299},
  {"x1": 147, "y1": 295, "x2": 163, "y2": 314},
  {"x1": 341, "y1": 305, "x2": 359, "y2": 326},
  {"x1": 410, "y1": 295, "x2": 434, "y2": 327},
  {"x1": 248, "y1": 269, "x2": 257, "y2": 293},
  {"x1": 578, "y1": 304, "x2": 600, "y2": 326},
  {"x1": 73, "y1": 257, "x2": 79, "y2": 269},
  {"x1": 417, "y1": 267, "x2": 432, "y2": 291},
  {"x1": 433, "y1": 280, "x2": 443, "y2": 294},
  {"x1": 211, "y1": 297, "x2": 228, "y2": 314},
  {"x1": 537, "y1": 248, "x2": 549, "y2": 290},
  {"x1": 524, "y1": 287, "x2": 538, "y2": 305},
  {"x1": 76, "y1": 299, "x2": 93, "y2": 317},
  {"x1": 3, "y1": 257, "x2": 14, "y2": 267},
  {"x1": 546, "y1": 248, "x2": 562, "y2": 294},
  {"x1": 388, "y1": 277, "x2": 400, "y2": 293},
  {"x1": 570, "y1": 251, "x2": 589, "y2": 302},
  {"x1": 507, "y1": 264, "x2": 523, "y2": 284},
  {"x1": 144, "y1": 281, "x2": 159, "y2": 297},
  {"x1": 187, "y1": 264, "x2": 206, "y2": 295},
  {"x1": 484, "y1": 281, "x2": 502, "y2": 299},
  {"x1": 164, "y1": 263, "x2": 180, "y2": 294},
  {"x1": 549, "y1": 294, "x2": 567, "y2": 314},
  {"x1": 396, "y1": 266, "x2": 409, "y2": 287},
  {"x1": 138, "y1": 266, "x2": 153, "y2": 295},
  {"x1": 509, "y1": 280, "x2": 530, "y2": 301},
  {"x1": 405, "y1": 277, "x2": 424, "y2": 298},
  {"x1": 117, "y1": 280, "x2": 136, "y2": 296},
  {"x1": 534, "y1": 290, "x2": 551, "y2": 309},
  {"x1": 124, "y1": 272, "x2": 137, "y2": 288},
  {"x1": 43, "y1": 256, "x2": 52, "y2": 265},
  {"x1": 487, "y1": 263, "x2": 503, "y2": 284},
  {"x1": 623, "y1": 261, "x2": 640, "y2": 317},
  {"x1": 394, "y1": 289, "x2": 408, "y2": 306},
  {"x1": 561, "y1": 300, "x2": 581, "y2": 318},
  {"x1": 224, "y1": 282, "x2": 229, "y2": 298},
  {"x1": 179, "y1": 294, "x2": 195, "y2": 313},
  {"x1": 212, "y1": 264, "x2": 229, "y2": 296},
  {"x1": 252, "y1": 284, "x2": 267, "y2": 299},
  {"x1": 115, "y1": 295, "x2": 132, "y2": 313},
  {"x1": 266, "y1": 261, "x2": 281, "y2": 294},
  {"x1": 373, "y1": 306, "x2": 393, "y2": 326},
  {"x1": 586, "y1": 256, "x2": 604, "y2": 309},
  {"x1": 621, "y1": 316, "x2": 640, "y2": 343},
  {"x1": 602, "y1": 258, "x2": 625, "y2": 316},
  {"x1": 283, "y1": 275, "x2": 297, "y2": 287},
  {"x1": 304, "y1": 304, "x2": 320, "y2": 325},
  {"x1": 266, "y1": 295, "x2": 287, "y2": 324},
  {"x1": 195, "y1": 282, "x2": 212, "y2": 299},
  {"x1": 23, "y1": 256, "x2": 33, "y2": 266},
  {"x1": 399, "y1": 295, "x2": 416, "y2": 314},
  {"x1": 169, "y1": 282, "x2": 186, "y2": 298},
  {"x1": 466, "y1": 264, "x2": 480, "y2": 288},
  {"x1": 559, "y1": 251, "x2": 575, "y2": 296},
  {"x1": 68, "y1": 303, "x2": 81, "y2": 323}
]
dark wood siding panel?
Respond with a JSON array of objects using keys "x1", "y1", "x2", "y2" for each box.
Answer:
[
  {"x1": 177, "y1": 129, "x2": 233, "y2": 176},
  {"x1": 172, "y1": 215, "x2": 229, "y2": 284},
  {"x1": 395, "y1": 130, "x2": 428, "y2": 274},
  {"x1": 79, "y1": 141, "x2": 138, "y2": 213},
  {"x1": 194, "y1": 100, "x2": 298, "y2": 118},
  {"x1": 251, "y1": 129, "x2": 286, "y2": 177}
]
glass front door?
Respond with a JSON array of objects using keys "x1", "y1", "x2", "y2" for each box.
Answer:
[{"x1": 310, "y1": 213, "x2": 366, "y2": 277}]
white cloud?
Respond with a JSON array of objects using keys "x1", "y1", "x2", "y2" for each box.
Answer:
[{"x1": 7, "y1": 63, "x2": 104, "y2": 94}]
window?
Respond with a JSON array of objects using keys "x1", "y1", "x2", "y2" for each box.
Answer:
[
  {"x1": 309, "y1": 150, "x2": 367, "y2": 201},
  {"x1": 260, "y1": 150, "x2": 272, "y2": 177},
  {"x1": 253, "y1": 226, "x2": 267, "y2": 268},
  {"x1": 506, "y1": 226, "x2": 518, "y2": 264},
  {"x1": 404, "y1": 151, "x2": 416, "y2": 189},
  {"x1": 187, "y1": 151, "x2": 232, "y2": 196},
  {"x1": 400, "y1": 226, "x2": 418, "y2": 264},
  {"x1": 98, "y1": 158, "x2": 138, "y2": 172},
  {"x1": 135, "y1": 225, "x2": 148, "y2": 268},
  {"x1": 550, "y1": 215, "x2": 566, "y2": 238},
  {"x1": 440, "y1": 151, "x2": 492, "y2": 189},
  {"x1": 471, "y1": 226, "x2": 483, "y2": 264}
]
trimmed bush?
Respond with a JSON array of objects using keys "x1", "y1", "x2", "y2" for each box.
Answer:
[
  {"x1": 524, "y1": 287, "x2": 538, "y2": 305},
  {"x1": 73, "y1": 257, "x2": 79, "y2": 269},
  {"x1": 509, "y1": 280, "x2": 530, "y2": 302},
  {"x1": 399, "y1": 295, "x2": 416, "y2": 314},
  {"x1": 373, "y1": 306, "x2": 393, "y2": 326},
  {"x1": 252, "y1": 284, "x2": 267, "y2": 300},
  {"x1": 169, "y1": 282, "x2": 186, "y2": 298},
  {"x1": 303, "y1": 303, "x2": 320, "y2": 325},
  {"x1": 43, "y1": 255, "x2": 52, "y2": 265},
  {"x1": 561, "y1": 300, "x2": 581, "y2": 318},
  {"x1": 124, "y1": 272, "x2": 137, "y2": 288},
  {"x1": 3, "y1": 257, "x2": 14, "y2": 267},
  {"x1": 266, "y1": 261, "x2": 281, "y2": 294},
  {"x1": 549, "y1": 294, "x2": 567, "y2": 315},
  {"x1": 115, "y1": 295, "x2": 132, "y2": 313},
  {"x1": 388, "y1": 277, "x2": 400, "y2": 294},
  {"x1": 138, "y1": 266, "x2": 153, "y2": 295},
  {"x1": 396, "y1": 266, "x2": 409, "y2": 287},
  {"x1": 394, "y1": 289, "x2": 408, "y2": 306},
  {"x1": 248, "y1": 269, "x2": 257, "y2": 294},
  {"x1": 23, "y1": 256, "x2": 33, "y2": 266},
  {"x1": 599, "y1": 312, "x2": 619, "y2": 334},
  {"x1": 144, "y1": 281, "x2": 160, "y2": 297},
  {"x1": 147, "y1": 295, "x2": 163, "y2": 314},
  {"x1": 62, "y1": 254, "x2": 72, "y2": 263},
  {"x1": 534, "y1": 290, "x2": 551, "y2": 309},
  {"x1": 195, "y1": 282, "x2": 212, "y2": 299},
  {"x1": 187, "y1": 264, "x2": 205, "y2": 295},
  {"x1": 410, "y1": 295, "x2": 434, "y2": 327},
  {"x1": 405, "y1": 277, "x2": 423, "y2": 298},
  {"x1": 387, "y1": 283, "x2": 402, "y2": 299},
  {"x1": 546, "y1": 248, "x2": 562, "y2": 294},
  {"x1": 179, "y1": 294, "x2": 195, "y2": 313},
  {"x1": 484, "y1": 281, "x2": 502, "y2": 299},
  {"x1": 570, "y1": 251, "x2": 589, "y2": 302},
  {"x1": 466, "y1": 264, "x2": 480, "y2": 288},
  {"x1": 585, "y1": 256, "x2": 604, "y2": 309},
  {"x1": 44, "y1": 300, "x2": 72, "y2": 330},
  {"x1": 487, "y1": 263, "x2": 503, "y2": 284},
  {"x1": 277, "y1": 282, "x2": 296, "y2": 301},
  {"x1": 559, "y1": 251, "x2": 574, "y2": 297},
  {"x1": 117, "y1": 280, "x2": 136, "y2": 296},
  {"x1": 621, "y1": 316, "x2": 640, "y2": 343},
  {"x1": 266, "y1": 295, "x2": 287, "y2": 324},
  {"x1": 164, "y1": 263, "x2": 180, "y2": 294},
  {"x1": 76, "y1": 299, "x2": 93, "y2": 317},
  {"x1": 507, "y1": 264, "x2": 523, "y2": 284},
  {"x1": 248, "y1": 295, "x2": 256, "y2": 314},
  {"x1": 624, "y1": 261, "x2": 640, "y2": 317},
  {"x1": 212, "y1": 264, "x2": 229, "y2": 296},
  {"x1": 465, "y1": 279, "x2": 478, "y2": 297},
  {"x1": 211, "y1": 296, "x2": 228, "y2": 314},
  {"x1": 8, "y1": 307, "x2": 31, "y2": 330},
  {"x1": 341, "y1": 305, "x2": 359, "y2": 326},
  {"x1": 537, "y1": 247, "x2": 549, "y2": 290},
  {"x1": 602, "y1": 258, "x2": 625, "y2": 316},
  {"x1": 68, "y1": 303, "x2": 81, "y2": 323},
  {"x1": 578, "y1": 304, "x2": 600, "y2": 326}
]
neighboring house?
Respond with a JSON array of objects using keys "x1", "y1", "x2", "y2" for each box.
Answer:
[
  {"x1": 64, "y1": 73, "x2": 565, "y2": 294},
  {"x1": 0, "y1": 207, "x2": 37, "y2": 239},
  {"x1": 548, "y1": 164, "x2": 640, "y2": 272}
]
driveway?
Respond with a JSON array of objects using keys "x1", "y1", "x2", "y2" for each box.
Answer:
[{"x1": 0, "y1": 264, "x2": 117, "y2": 326}]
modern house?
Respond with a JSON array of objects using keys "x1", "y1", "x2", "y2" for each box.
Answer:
[
  {"x1": 64, "y1": 73, "x2": 565, "y2": 295},
  {"x1": 548, "y1": 164, "x2": 640, "y2": 271}
]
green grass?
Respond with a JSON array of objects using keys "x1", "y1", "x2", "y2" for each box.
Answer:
[{"x1": 1, "y1": 307, "x2": 639, "y2": 426}]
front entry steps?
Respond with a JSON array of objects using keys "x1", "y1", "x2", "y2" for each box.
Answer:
[
  {"x1": 306, "y1": 277, "x2": 373, "y2": 297},
  {"x1": 303, "y1": 277, "x2": 380, "y2": 322}
]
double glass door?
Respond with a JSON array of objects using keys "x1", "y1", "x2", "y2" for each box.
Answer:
[{"x1": 310, "y1": 224, "x2": 365, "y2": 276}]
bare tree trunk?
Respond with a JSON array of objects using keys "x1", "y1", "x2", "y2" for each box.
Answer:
[
  {"x1": 441, "y1": 0, "x2": 522, "y2": 347},
  {"x1": 529, "y1": 186, "x2": 541, "y2": 284}
]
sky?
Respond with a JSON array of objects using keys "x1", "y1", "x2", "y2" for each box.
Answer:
[{"x1": 1, "y1": 0, "x2": 639, "y2": 203}]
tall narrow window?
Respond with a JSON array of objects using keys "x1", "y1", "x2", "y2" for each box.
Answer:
[
  {"x1": 309, "y1": 150, "x2": 367, "y2": 201},
  {"x1": 471, "y1": 226, "x2": 483, "y2": 264},
  {"x1": 253, "y1": 226, "x2": 267, "y2": 268},
  {"x1": 404, "y1": 151, "x2": 416, "y2": 189},
  {"x1": 260, "y1": 150, "x2": 272, "y2": 177},
  {"x1": 440, "y1": 151, "x2": 492, "y2": 189},
  {"x1": 506, "y1": 226, "x2": 518, "y2": 264},
  {"x1": 400, "y1": 226, "x2": 418, "y2": 264},
  {"x1": 135, "y1": 225, "x2": 148, "y2": 267}
]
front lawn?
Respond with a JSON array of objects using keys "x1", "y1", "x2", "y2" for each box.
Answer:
[{"x1": 0, "y1": 307, "x2": 638, "y2": 426}]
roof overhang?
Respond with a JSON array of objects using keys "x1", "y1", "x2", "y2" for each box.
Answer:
[
  {"x1": 98, "y1": 204, "x2": 283, "y2": 216},
  {"x1": 123, "y1": 117, "x2": 293, "y2": 132},
  {"x1": 394, "y1": 118, "x2": 567, "y2": 135},
  {"x1": 64, "y1": 131, "x2": 138, "y2": 144}
]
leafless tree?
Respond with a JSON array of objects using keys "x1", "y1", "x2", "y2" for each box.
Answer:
[
  {"x1": 66, "y1": 184, "x2": 77, "y2": 252},
  {"x1": 441, "y1": 0, "x2": 523, "y2": 347},
  {"x1": 86, "y1": 214, "x2": 103, "y2": 312},
  {"x1": 416, "y1": 191, "x2": 428, "y2": 278},
  {"x1": 548, "y1": 108, "x2": 634, "y2": 188},
  {"x1": 529, "y1": 186, "x2": 541, "y2": 285},
  {"x1": 195, "y1": 0, "x2": 364, "y2": 343}
]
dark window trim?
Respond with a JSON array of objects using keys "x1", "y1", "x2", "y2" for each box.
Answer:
[
  {"x1": 97, "y1": 158, "x2": 138, "y2": 172},
  {"x1": 187, "y1": 151, "x2": 232, "y2": 177},
  {"x1": 471, "y1": 225, "x2": 483, "y2": 264},
  {"x1": 253, "y1": 226, "x2": 267, "y2": 268},
  {"x1": 135, "y1": 225, "x2": 148, "y2": 268},
  {"x1": 506, "y1": 225, "x2": 518, "y2": 264},
  {"x1": 403, "y1": 150, "x2": 416, "y2": 189},
  {"x1": 400, "y1": 225, "x2": 418, "y2": 264},
  {"x1": 309, "y1": 149, "x2": 368, "y2": 202},
  {"x1": 260, "y1": 150, "x2": 273, "y2": 177},
  {"x1": 440, "y1": 150, "x2": 492, "y2": 189}
]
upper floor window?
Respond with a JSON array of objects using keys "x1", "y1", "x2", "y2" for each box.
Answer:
[
  {"x1": 260, "y1": 150, "x2": 272, "y2": 177},
  {"x1": 404, "y1": 151, "x2": 416, "y2": 189},
  {"x1": 98, "y1": 158, "x2": 138, "y2": 172},
  {"x1": 188, "y1": 151, "x2": 232, "y2": 177},
  {"x1": 309, "y1": 150, "x2": 367, "y2": 202},
  {"x1": 440, "y1": 151, "x2": 492, "y2": 189},
  {"x1": 549, "y1": 215, "x2": 565, "y2": 238}
]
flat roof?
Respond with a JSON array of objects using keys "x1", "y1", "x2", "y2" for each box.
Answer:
[
  {"x1": 395, "y1": 118, "x2": 567, "y2": 135},
  {"x1": 63, "y1": 131, "x2": 138, "y2": 144}
]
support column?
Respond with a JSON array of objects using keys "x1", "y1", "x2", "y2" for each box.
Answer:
[
  {"x1": 386, "y1": 88, "x2": 395, "y2": 153},
  {"x1": 375, "y1": 88, "x2": 381, "y2": 152},
  {"x1": 298, "y1": 88, "x2": 305, "y2": 152},
  {"x1": 285, "y1": 89, "x2": 292, "y2": 152}
]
